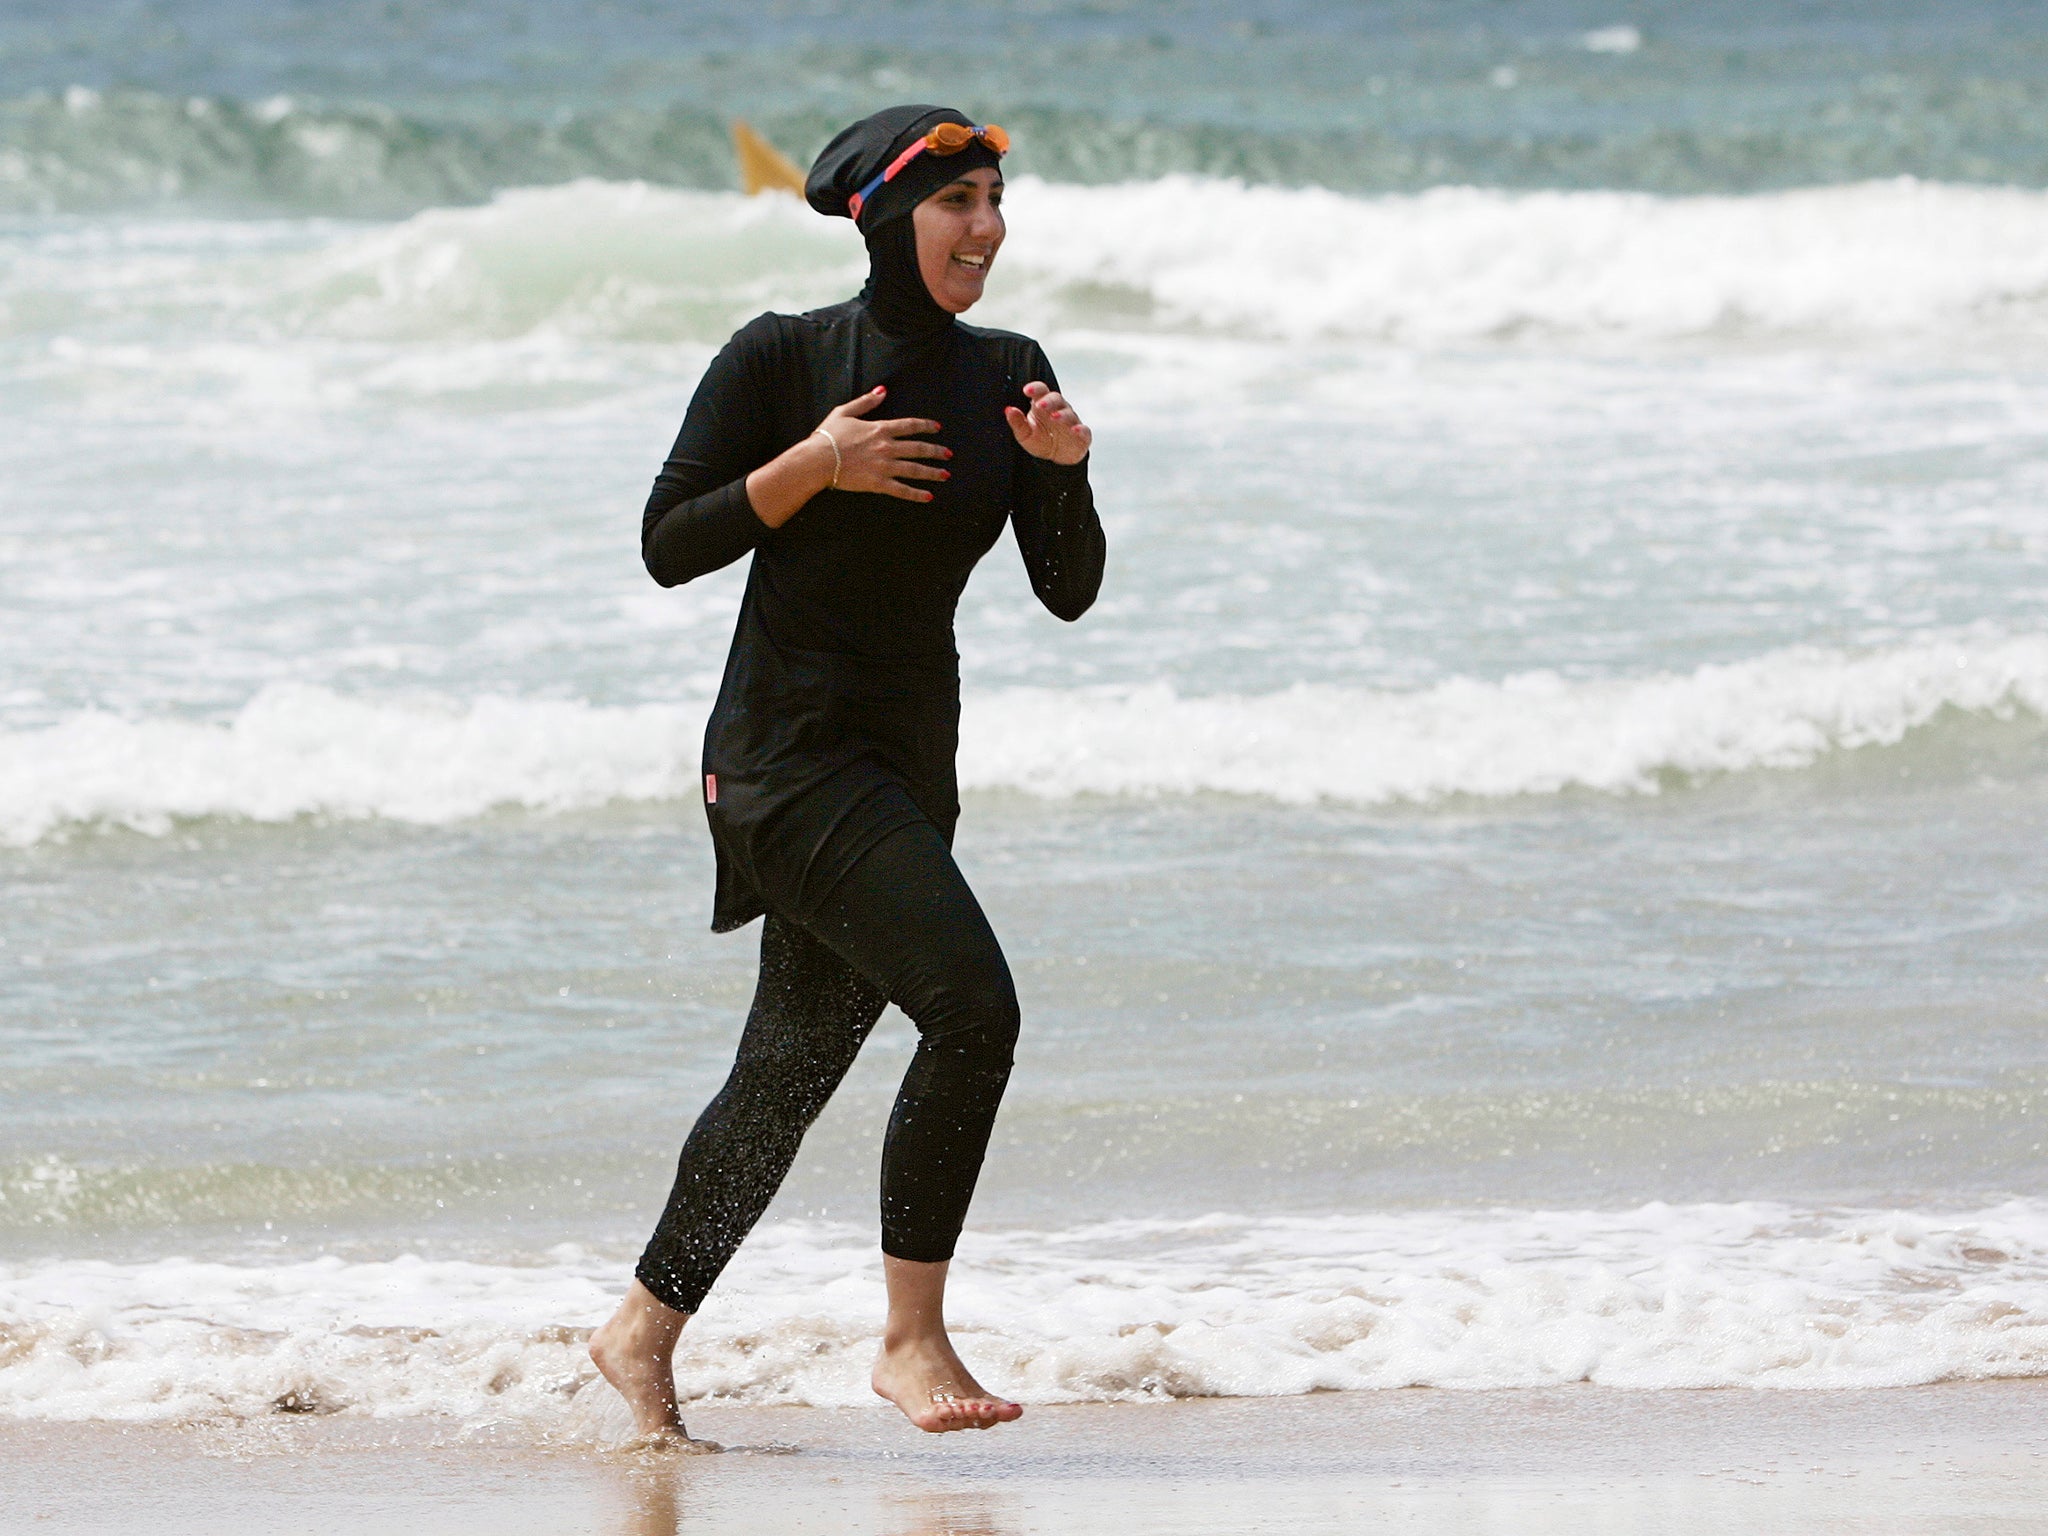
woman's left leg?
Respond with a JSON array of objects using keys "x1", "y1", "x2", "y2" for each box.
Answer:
[{"x1": 798, "y1": 818, "x2": 1026, "y2": 1431}]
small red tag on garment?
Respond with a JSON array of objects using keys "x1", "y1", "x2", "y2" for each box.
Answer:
[{"x1": 704, "y1": 773, "x2": 718, "y2": 804}]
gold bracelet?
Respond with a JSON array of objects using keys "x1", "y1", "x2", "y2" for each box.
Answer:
[{"x1": 810, "y1": 426, "x2": 841, "y2": 490}]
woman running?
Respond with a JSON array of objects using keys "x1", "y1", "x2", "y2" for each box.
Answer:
[{"x1": 589, "y1": 106, "x2": 1104, "y2": 1445}]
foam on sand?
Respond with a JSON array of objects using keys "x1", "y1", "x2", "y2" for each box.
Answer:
[{"x1": 5, "y1": 1201, "x2": 2048, "y2": 1423}]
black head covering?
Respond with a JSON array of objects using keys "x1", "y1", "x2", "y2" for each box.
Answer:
[{"x1": 807, "y1": 105, "x2": 1005, "y2": 338}]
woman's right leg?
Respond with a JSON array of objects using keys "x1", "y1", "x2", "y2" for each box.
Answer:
[
  {"x1": 592, "y1": 913, "x2": 887, "y2": 1438},
  {"x1": 635, "y1": 914, "x2": 887, "y2": 1312}
]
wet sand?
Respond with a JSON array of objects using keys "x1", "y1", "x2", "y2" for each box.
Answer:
[{"x1": 6, "y1": 1382, "x2": 2047, "y2": 1534}]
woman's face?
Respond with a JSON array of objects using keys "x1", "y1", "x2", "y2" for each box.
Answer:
[{"x1": 913, "y1": 167, "x2": 1006, "y2": 314}]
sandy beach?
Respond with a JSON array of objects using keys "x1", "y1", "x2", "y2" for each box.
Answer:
[{"x1": 8, "y1": 1382, "x2": 2048, "y2": 1534}]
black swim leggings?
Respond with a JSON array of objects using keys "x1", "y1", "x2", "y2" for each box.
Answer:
[{"x1": 634, "y1": 818, "x2": 1020, "y2": 1314}]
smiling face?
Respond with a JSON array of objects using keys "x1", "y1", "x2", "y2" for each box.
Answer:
[{"x1": 912, "y1": 166, "x2": 1006, "y2": 314}]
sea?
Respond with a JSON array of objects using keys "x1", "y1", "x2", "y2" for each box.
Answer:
[{"x1": 6, "y1": 0, "x2": 2048, "y2": 1427}]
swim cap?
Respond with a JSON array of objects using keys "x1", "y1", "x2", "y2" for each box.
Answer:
[{"x1": 806, "y1": 105, "x2": 1004, "y2": 233}]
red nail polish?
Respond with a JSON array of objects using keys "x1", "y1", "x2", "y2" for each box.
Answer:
[{"x1": 940, "y1": 470, "x2": 951, "y2": 480}]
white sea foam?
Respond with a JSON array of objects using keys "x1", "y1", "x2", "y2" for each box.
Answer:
[
  {"x1": 6, "y1": 1202, "x2": 2048, "y2": 1423},
  {"x1": 3, "y1": 637, "x2": 2044, "y2": 845},
  {"x1": 999, "y1": 176, "x2": 2048, "y2": 341},
  {"x1": 955, "y1": 635, "x2": 2048, "y2": 803},
  {"x1": 245, "y1": 175, "x2": 2048, "y2": 348},
  {"x1": 0, "y1": 685, "x2": 702, "y2": 845},
  {"x1": 1582, "y1": 24, "x2": 1644, "y2": 54}
]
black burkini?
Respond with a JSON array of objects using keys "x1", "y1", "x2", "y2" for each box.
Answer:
[{"x1": 632, "y1": 107, "x2": 1105, "y2": 1314}]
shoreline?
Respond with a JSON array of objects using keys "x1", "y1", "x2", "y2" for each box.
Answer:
[{"x1": 7, "y1": 1381, "x2": 2048, "y2": 1534}]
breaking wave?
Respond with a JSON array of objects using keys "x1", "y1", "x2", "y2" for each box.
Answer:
[
  {"x1": 288, "y1": 176, "x2": 2048, "y2": 346},
  {"x1": 1003, "y1": 176, "x2": 2048, "y2": 341},
  {"x1": 12, "y1": 176, "x2": 2048, "y2": 352},
  {"x1": 955, "y1": 637, "x2": 2048, "y2": 803},
  {"x1": 4, "y1": 637, "x2": 2044, "y2": 846}
]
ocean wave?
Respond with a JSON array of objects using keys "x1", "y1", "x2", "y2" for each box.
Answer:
[
  {"x1": 0, "y1": 686, "x2": 702, "y2": 846},
  {"x1": 12, "y1": 176, "x2": 2048, "y2": 352},
  {"x1": 3, "y1": 638, "x2": 2044, "y2": 846},
  {"x1": 7, "y1": 85, "x2": 2048, "y2": 218},
  {"x1": 1004, "y1": 177, "x2": 2048, "y2": 341},
  {"x1": 288, "y1": 180, "x2": 860, "y2": 346},
  {"x1": 956, "y1": 636, "x2": 2048, "y2": 803},
  {"x1": 274, "y1": 176, "x2": 2048, "y2": 348},
  {"x1": 0, "y1": 88, "x2": 741, "y2": 218},
  {"x1": 7, "y1": 1202, "x2": 2048, "y2": 1422}
]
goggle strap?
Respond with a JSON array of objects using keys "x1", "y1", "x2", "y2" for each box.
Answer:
[{"x1": 845, "y1": 128, "x2": 1004, "y2": 221}]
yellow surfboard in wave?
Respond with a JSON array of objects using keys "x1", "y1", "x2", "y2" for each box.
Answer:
[{"x1": 731, "y1": 121, "x2": 806, "y2": 196}]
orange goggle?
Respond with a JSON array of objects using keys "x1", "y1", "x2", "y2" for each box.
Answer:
[{"x1": 848, "y1": 123, "x2": 1009, "y2": 221}]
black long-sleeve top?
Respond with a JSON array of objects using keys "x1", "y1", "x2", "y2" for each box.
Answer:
[{"x1": 643, "y1": 297, "x2": 1106, "y2": 931}]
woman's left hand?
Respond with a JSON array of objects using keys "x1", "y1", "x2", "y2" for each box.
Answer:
[{"x1": 1005, "y1": 381, "x2": 1092, "y2": 465}]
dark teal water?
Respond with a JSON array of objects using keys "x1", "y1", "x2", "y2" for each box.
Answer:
[{"x1": 5, "y1": 0, "x2": 2048, "y2": 212}]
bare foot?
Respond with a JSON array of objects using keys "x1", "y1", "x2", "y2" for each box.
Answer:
[
  {"x1": 872, "y1": 1332, "x2": 1023, "y2": 1433},
  {"x1": 618, "y1": 1428, "x2": 724, "y2": 1455},
  {"x1": 590, "y1": 1279, "x2": 722, "y2": 1451}
]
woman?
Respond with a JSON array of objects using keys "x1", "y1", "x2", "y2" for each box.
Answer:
[{"x1": 589, "y1": 106, "x2": 1104, "y2": 1445}]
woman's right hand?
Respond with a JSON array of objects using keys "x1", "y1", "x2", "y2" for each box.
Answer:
[
  {"x1": 745, "y1": 386, "x2": 950, "y2": 528},
  {"x1": 812, "y1": 387, "x2": 951, "y2": 502}
]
